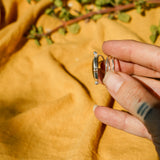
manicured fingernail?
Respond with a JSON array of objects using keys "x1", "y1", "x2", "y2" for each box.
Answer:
[
  {"x1": 103, "y1": 71, "x2": 124, "y2": 93},
  {"x1": 93, "y1": 105, "x2": 98, "y2": 112}
]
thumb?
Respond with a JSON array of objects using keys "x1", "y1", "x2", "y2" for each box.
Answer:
[
  {"x1": 103, "y1": 71, "x2": 158, "y2": 121},
  {"x1": 103, "y1": 71, "x2": 160, "y2": 156}
]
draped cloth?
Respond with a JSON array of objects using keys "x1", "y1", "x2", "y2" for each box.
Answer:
[{"x1": 0, "y1": 0, "x2": 159, "y2": 159}]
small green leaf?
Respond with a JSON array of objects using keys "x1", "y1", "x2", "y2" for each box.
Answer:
[
  {"x1": 45, "y1": 8, "x2": 54, "y2": 15},
  {"x1": 58, "y1": 28, "x2": 66, "y2": 35},
  {"x1": 158, "y1": 26, "x2": 160, "y2": 34},
  {"x1": 150, "y1": 34, "x2": 158, "y2": 43},
  {"x1": 29, "y1": 26, "x2": 36, "y2": 34},
  {"x1": 92, "y1": 14, "x2": 102, "y2": 21},
  {"x1": 45, "y1": 37, "x2": 53, "y2": 44},
  {"x1": 59, "y1": 8, "x2": 70, "y2": 21},
  {"x1": 96, "y1": 6, "x2": 102, "y2": 10},
  {"x1": 54, "y1": 0, "x2": 63, "y2": 7},
  {"x1": 118, "y1": 12, "x2": 131, "y2": 23},
  {"x1": 150, "y1": 25, "x2": 158, "y2": 35},
  {"x1": 134, "y1": 0, "x2": 146, "y2": 6},
  {"x1": 35, "y1": 39, "x2": 41, "y2": 46},
  {"x1": 85, "y1": 7, "x2": 90, "y2": 13},
  {"x1": 30, "y1": 29, "x2": 36, "y2": 35},
  {"x1": 27, "y1": 0, "x2": 31, "y2": 3},
  {"x1": 68, "y1": 23, "x2": 80, "y2": 34},
  {"x1": 115, "y1": 0, "x2": 124, "y2": 5},
  {"x1": 31, "y1": 25, "x2": 37, "y2": 31},
  {"x1": 95, "y1": 0, "x2": 112, "y2": 6},
  {"x1": 136, "y1": 5, "x2": 143, "y2": 14},
  {"x1": 37, "y1": 26, "x2": 43, "y2": 34},
  {"x1": 27, "y1": 0, "x2": 40, "y2": 3},
  {"x1": 81, "y1": 0, "x2": 92, "y2": 3}
]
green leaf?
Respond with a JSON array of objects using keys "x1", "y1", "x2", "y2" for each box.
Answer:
[
  {"x1": 150, "y1": 25, "x2": 158, "y2": 35},
  {"x1": 92, "y1": 14, "x2": 102, "y2": 21},
  {"x1": 58, "y1": 28, "x2": 66, "y2": 35},
  {"x1": 85, "y1": 7, "x2": 90, "y2": 13},
  {"x1": 158, "y1": 26, "x2": 160, "y2": 34},
  {"x1": 35, "y1": 39, "x2": 41, "y2": 46},
  {"x1": 134, "y1": 0, "x2": 146, "y2": 6},
  {"x1": 115, "y1": 0, "x2": 124, "y2": 5},
  {"x1": 45, "y1": 37, "x2": 53, "y2": 44},
  {"x1": 54, "y1": 0, "x2": 63, "y2": 7},
  {"x1": 81, "y1": 0, "x2": 92, "y2": 3},
  {"x1": 136, "y1": 5, "x2": 143, "y2": 14},
  {"x1": 37, "y1": 26, "x2": 43, "y2": 34},
  {"x1": 118, "y1": 12, "x2": 131, "y2": 23},
  {"x1": 77, "y1": 0, "x2": 92, "y2": 3},
  {"x1": 45, "y1": 8, "x2": 54, "y2": 15},
  {"x1": 59, "y1": 8, "x2": 70, "y2": 21},
  {"x1": 31, "y1": 25, "x2": 37, "y2": 31},
  {"x1": 30, "y1": 29, "x2": 36, "y2": 35},
  {"x1": 68, "y1": 23, "x2": 80, "y2": 34},
  {"x1": 150, "y1": 34, "x2": 158, "y2": 43},
  {"x1": 95, "y1": 0, "x2": 112, "y2": 6},
  {"x1": 27, "y1": 0, "x2": 31, "y2": 3},
  {"x1": 96, "y1": 5, "x2": 102, "y2": 10},
  {"x1": 27, "y1": 0, "x2": 40, "y2": 3},
  {"x1": 29, "y1": 25, "x2": 37, "y2": 35}
]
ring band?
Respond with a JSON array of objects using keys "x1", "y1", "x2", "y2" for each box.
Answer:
[{"x1": 92, "y1": 51, "x2": 115, "y2": 85}]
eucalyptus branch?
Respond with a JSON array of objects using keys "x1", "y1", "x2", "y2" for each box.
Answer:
[
  {"x1": 46, "y1": 3, "x2": 135, "y2": 36},
  {"x1": 28, "y1": 3, "x2": 136, "y2": 39},
  {"x1": 27, "y1": 0, "x2": 160, "y2": 45}
]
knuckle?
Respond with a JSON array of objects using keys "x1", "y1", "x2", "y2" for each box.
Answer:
[{"x1": 116, "y1": 80, "x2": 143, "y2": 106}]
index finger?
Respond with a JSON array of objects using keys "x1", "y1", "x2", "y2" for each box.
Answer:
[{"x1": 102, "y1": 40, "x2": 160, "y2": 72}]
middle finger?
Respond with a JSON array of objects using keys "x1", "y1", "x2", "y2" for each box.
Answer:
[
  {"x1": 102, "y1": 40, "x2": 160, "y2": 72},
  {"x1": 114, "y1": 59, "x2": 160, "y2": 78}
]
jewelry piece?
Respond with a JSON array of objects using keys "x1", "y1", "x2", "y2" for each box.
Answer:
[
  {"x1": 92, "y1": 51, "x2": 115, "y2": 85},
  {"x1": 105, "y1": 56, "x2": 115, "y2": 72}
]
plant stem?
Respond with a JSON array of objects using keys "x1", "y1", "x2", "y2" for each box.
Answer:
[
  {"x1": 30, "y1": 0, "x2": 160, "y2": 38},
  {"x1": 45, "y1": 3, "x2": 135, "y2": 36}
]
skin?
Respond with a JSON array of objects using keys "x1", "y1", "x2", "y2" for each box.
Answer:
[{"x1": 93, "y1": 40, "x2": 160, "y2": 154}]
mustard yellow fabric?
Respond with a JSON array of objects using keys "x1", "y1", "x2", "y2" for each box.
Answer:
[{"x1": 0, "y1": 0, "x2": 160, "y2": 159}]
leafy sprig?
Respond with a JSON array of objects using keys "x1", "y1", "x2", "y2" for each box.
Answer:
[
  {"x1": 27, "y1": 25, "x2": 53, "y2": 45},
  {"x1": 150, "y1": 22, "x2": 160, "y2": 43},
  {"x1": 27, "y1": 0, "x2": 160, "y2": 45},
  {"x1": 27, "y1": 0, "x2": 40, "y2": 4}
]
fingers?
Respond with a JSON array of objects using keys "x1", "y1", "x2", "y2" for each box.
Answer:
[
  {"x1": 102, "y1": 40, "x2": 160, "y2": 72},
  {"x1": 93, "y1": 106, "x2": 151, "y2": 139},
  {"x1": 114, "y1": 59, "x2": 160, "y2": 78},
  {"x1": 103, "y1": 71, "x2": 159, "y2": 122},
  {"x1": 133, "y1": 76, "x2": 160, "y2": 98}
]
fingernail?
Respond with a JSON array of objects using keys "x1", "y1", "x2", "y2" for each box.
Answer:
[
  {"x1": 103, "y1": 71, "x2": 124, "y2": 93},
  {"x1": 93, "y1": 105, "x2": 98, "y2": 112}
]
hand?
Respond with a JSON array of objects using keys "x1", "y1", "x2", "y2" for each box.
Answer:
[{"x1": 93, "y1": 40, "x2": 160, "y2": 155}]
